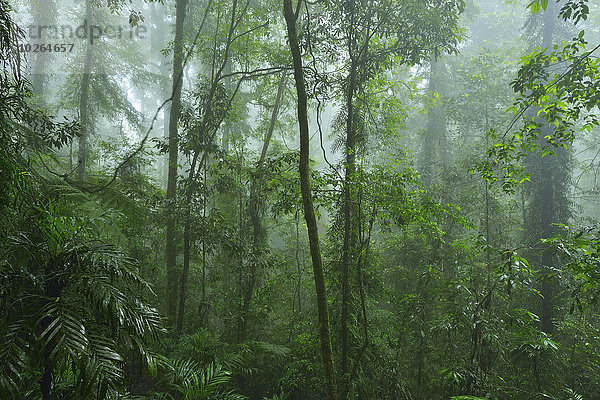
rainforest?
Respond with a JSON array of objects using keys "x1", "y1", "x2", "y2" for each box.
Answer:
[{"x1": 1, "y1": 0, "x2": 600, "y2": 399}]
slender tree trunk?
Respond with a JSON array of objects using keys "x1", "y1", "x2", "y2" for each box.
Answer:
[
  {"x1": 166, "y1": 0, "x2": 187, "y2": 328},
  {"x1": 222, "y1": 62, "x2": 232, "y2": 153},
  {"x1": 283, "y1": 2, "x2": 337, "y2": 399},
  {"x1": 174, "y1": 0, "x2": 219, "y2": 334},
  {"x1": 236, "y1": 147, "x2": 245, "y2": 343},
  {"x1": 176, "y1": 158, "x2": 196, "y2": 335},
  {"x1": 239, "y1": 73, "x2": 286, "y2": 342},
  {"x1": 484, "y1": 105, "x2": 491, "y2": 286},
  {"x1": 77, "y1": 0, "x2": 92, "y2": 181},
  {"x1": 150, "y1": 2, "x2": 171, "y2": 188},
  {"x1": 201, "y1": 162, "x2": 208, "y2": 325},
  {"x1": 415, "y1": 272, "x2": 430, "y2": 400},
  {"x1": 29, "y1": 0, "x2": 55, "y2": 103},
  {"x1": 340, "y1": 61, "x2": 356, "y2": 382},
  {"x1": 295, "y1": 212, "x2": 302, "y2": 314},
  {"x1": 340, "y1": 60, "x2": 357, "y2": 382},
  {"x1": 419, "y1": 56, "x2": 447, "y2": 187},
  {"x1": 538, "y1": 0, "x2": 557, "y2": 336}
]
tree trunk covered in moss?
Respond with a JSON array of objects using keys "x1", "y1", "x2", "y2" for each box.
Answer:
[
  {"x1": 340, "y1": 59, "x2": 357, "y2": 383},
  {"x1": 166, "y1": 0, "x2": 187, "y2": 328},
  {"x1": 283, "y1": 1, "x2": 338, "y2": 398}
]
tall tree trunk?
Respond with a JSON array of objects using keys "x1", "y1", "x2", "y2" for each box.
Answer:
[
  {"x1": 222, "y1": 62, "x2": 232, "y2": 153},
  {"x1": 77, "y1": 0, "x2": 92, "y2": 181},
  {"x1": 176, "y1": 1, "x2": 239, "y2": 335},
  {"x1": 525, "y1": 0, "x2": 560, "y2": 336},
  {"x1": 238, "y1": 73, "x2": 286, "y2": 342},
  {"x1": 150, "y1": 2, "x2": 171, "y2": 188},
  {"x1": 200, "y1": 162, "x2": 208, "y2": 326},
  {"x1": 176, "y1": 159, "x2": 195, "y2": 335},
  {"x1": 538, "y1": 0, "x2": 557, "y2": 336},
  {"x1": 29, "y1": 0, "x2": 55, "y2": 103},
  {"x1": 484, "y1": 105, "x2": 492, "y2": 286},
  {"x1": 419, "y1": 56, "x2": 447, "y2": 187},
  {"x1": 414, "y1": 270, "x2": 431, "y2": 400},
  {"x1": 166, "y1": 0, "x2": 187, "y2": 328},
  {"x1": 340, "y1": 59, "x2": 357, "y2": 382},
  {"x1": 283, "y1": 1, "x2": 338, "y2": 399}
]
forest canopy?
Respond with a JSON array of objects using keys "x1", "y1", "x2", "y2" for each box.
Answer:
[{"x1": 1, "y1": 0, "x2": 600, "y2": 399}]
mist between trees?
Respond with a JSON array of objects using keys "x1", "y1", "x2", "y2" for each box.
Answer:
[{"x1": 2, "y1": 0, "x2": 600, "y2": 399}]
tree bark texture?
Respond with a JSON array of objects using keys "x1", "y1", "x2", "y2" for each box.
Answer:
[
  {"x1": 166, "y1": 0, "x2": 187, "y2": 328},
  {"x1": 283, "y1": 1, "x2": 338, "y2": 399}
]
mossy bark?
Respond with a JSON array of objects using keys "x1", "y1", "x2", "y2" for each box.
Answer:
[
  {"x1": 283, "y1": 1, "x2": 338, "y2": 398},
  {"x1": 166, "y1": 0, "x2": 187, "y2": 328}
]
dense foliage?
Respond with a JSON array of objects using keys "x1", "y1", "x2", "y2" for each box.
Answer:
[{"x1": 1, "y1": 0, "x2": 600, "y2": 399}]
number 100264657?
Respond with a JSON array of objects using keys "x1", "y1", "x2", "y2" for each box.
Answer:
[{"x1": 18, "y1": 43, "x2": 74, "y2": 53}]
